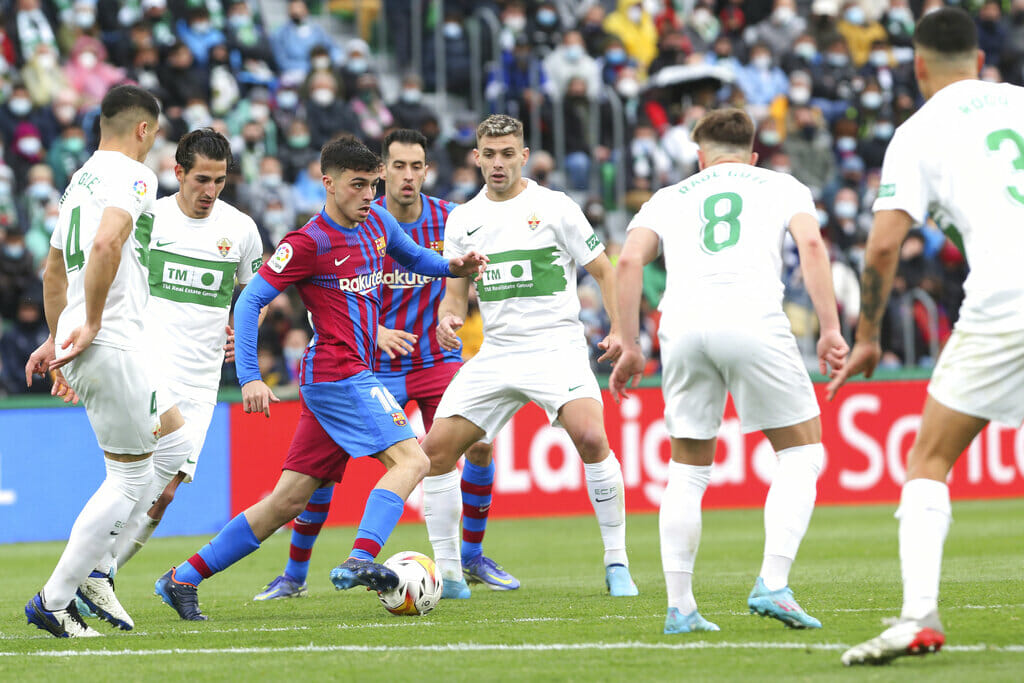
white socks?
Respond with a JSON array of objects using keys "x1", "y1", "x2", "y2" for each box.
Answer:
[
  {"x1": 42, "y1": 456, "x2": 153, "y2": 610},
  {"x1": 584, "y1": 453, "x2": 628, "y2": 567},
  {"x1": 660, "y1": 461, "x2": 711, "y2": 614},
  {"x1": 760, "y1": 443, "x2": 823, "y2": 591},
  {"x1": 422, "y1": 469, "x2": 463, "y2": 581},
  {"x1": 898, "y1": 478, "x2": 951, "y2": 620}
]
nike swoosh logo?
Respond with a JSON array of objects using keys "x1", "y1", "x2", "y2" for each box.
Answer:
[
  {"x1": 185, "y1": 457, "x2": 197, "y2": 465},
  {"x1": 568, "y1": 385, "x2": 584, "y2": 391},
  {"x1": 483, "y1": 572, "x2": 516, "y2": 585},
  {"x1": 154, "y1": 240, "x2": 174, "y2": 248},
  {"x1": 109, "y1": 530, "x2": 121, "y2": 536},
  {"x1": 594, "y1": 496, "x2": 616, "y2": 503},
  {"x1": 466, "y1": 225, "x2": 484, "y2": 236},
  {"x1": 335, "y1": 256, "x2": 351, "y2": 266}
]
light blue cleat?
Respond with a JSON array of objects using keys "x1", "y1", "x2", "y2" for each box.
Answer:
[
  {"x1": 664, "y1": 607, "x2": 721, "y2": 634},
  {"x1": 441, "y1": 576, "x2": 471, "y2": 599},
  {"x1": 463, "y1": 555, "x2": 520, "y2": 591},
  {"x1": 605, "y1": 564, "x2": 639, "y2": 597},
  {"x1": 747, "y1": 577, "x2": 822, "y2": 629},
  {"x1": 254, "y1": 574, "x2": 308, "y2": 601}
]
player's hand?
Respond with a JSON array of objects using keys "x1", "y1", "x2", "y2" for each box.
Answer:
[
  {"x1": 825, "y1": 339, "x2": 881, "y2": 401},
  {"x1": 377, "y1": 326, "x2": 417, "y2": 359},
  {"x1": 51, "y1": 369, "x2": 79, "y2": 405},
  {"x1": 242, "y1": 379, "x2": 280, "y2": 418},
  {"x1": 449, "y1": 250, "x2": 489, "y2": 281},
  {"x1": 436, "y1": 314, "x2": 464, "y2": 351},
  {"x1": 25, "y1": 336, "x2": 56, "y2": 388},
  {"x1": 50, "y1": 323, "x2": 100, "y2": 370},
  {"x1": 816, "y1": 328, "x2": 849, "y2": 379},
  {"x1": 609, "y1": 345, "x2": 645, "y2": 404},
  {"x1": 223, "y1": 325, "x2": 235, "y2": 363},
  {"x1": 597, "y1": 332, "x2": 624, "y2": 364}
]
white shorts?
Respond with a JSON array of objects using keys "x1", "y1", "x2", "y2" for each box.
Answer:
[
  {"x1": 62, "y1": 344, "x2": 161, "y2": 455},
  {"x1": 928, "y1": 328, "x2": 1024, "y2": 426},
  {"x1": 156, "y1": 380, "x2": 216, "y2": 483},
  {"x1": 659, "y1": 315, "x2": 820, "y2": 439},
  {"x1": 435, "y1": 342, "x2": 602, "y2": 441}
]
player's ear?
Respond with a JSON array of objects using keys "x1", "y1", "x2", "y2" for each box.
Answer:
[
  {"x1": 522, "y1": 146, "x2": 530, "y2": 165},
  {"x1": 472, "y1": 148, "x2": 481, "y2": 167},
  {"x1": 174, "y1": 164, "x2": 186, "y2": 184},
  {"x1": 749, "y1": 151, "x2": 758, "y2": 167}
]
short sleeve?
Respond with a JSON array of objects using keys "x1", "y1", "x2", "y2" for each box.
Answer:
[
  {"x1": 236, "y1": 218, "x2": 264, "y2": 286},
  {"x1": 781, "y1": 176, "x2": 817, "y2": 227},
  {"x1": 102, "y1": 165, "x2": 157, "y2": 224},
  {"x1": 258, "y1": 232, "x2": 317, "y2": 290},
  {"x1": 558, "y1": 194, "x2": 604, "y2": 266},
  {"x1": 442, "y1": 206, "x2": 467, "y2": 259},
  {"x1": 873, "y1": 126, "x2": 929, "y2": 223},
  {"x1": 627, "y1": 190, "x2": 669, "y2": 239}
]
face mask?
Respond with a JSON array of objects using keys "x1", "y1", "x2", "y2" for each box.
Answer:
[
  {"x1": 400, "y1": 88, "x2": 421, "y2": 103},
  {"x1": 228, "y1": 14, "x2": 250, "y2": 29},
  {"x1": 18, "y1": 137, "x2": 42, "y2": 156},
  {"x1": 4, "y1": 244, "x2": 25, "y2": 260},
  {"x1": 249, "y1": 102, "x2": 270, "y2": 121},
  {"x1": 816, "y1": 208, "x2": 830, "y2": 225},
  {"x1": 834, "y1": 201, "x2": 858, "y2": 219},
  {"x1": 874, "y1": 122, "x2": 894, "y2": 139},
  {"x1": 0, "y1": 180, "x2": 10, "y2": 195},
  {"x1": 889, "y1": 8, "x2": 912, "y2": 24},
  {"x1": 836, "y1": 136, "x2": 857, "y2": 152},
  {"x1": 789, "y1": 86, "x2": 810, "y2": 104},
  {"x1": 537, "y1": 8, "x2": 558, "y2": 27},
  {"x1": 159, "y1": 170, "x2": 178, "y2": 187},
  {"x1": 28, "y1": 181, "x2": 51, "y2": 199},
  {"x1": 191, "y1": 21, "x2": 211, "y2": 34},
  {"x1": 617, "y1": 78, "x2": 640, "y2": 98},
  {"x1": 264, "y1": 209, "x2": 286, "y2": 224},
  {"x1": 347, "y1": 58, "x2": 368, "y2": 74},
  {"x1": 844, "y1": 7, "x2": 865, "y2": 25},
  {"x1": 826, "y1": 52, "x2": 848, "y2": 68},
  {"x1": 454, "y1": 181, "x2": 477, "y2": 195},
  {"x1": 565, "y1": 44, "x2": 584, "y2": 62},
  {"x1": 36, "y1": 53, "x2": 57, "y2": 69},
  {"x1": 627, "y1": 6, "x2": 644, "y2": 23},
  {"x1": 78, "y1": 51, "x2": 99, "y2": 69},
  {"x1": 283, "y1": 347, "x2": 304, "y2": 364},
  {"x1": 860, "y1": 91, "x2": 883, "y2": 109},
  {"x1": 869, "y1": 50, "x2": 889, "y2": 67},
  {"x1": 794, "y1": 42, "x2": 816, "y2": 60},
  {"x1": 288, "y1": 134, "x2": 310, "y2": 148},
  {"x1": 9, "y1": 97, "x2": 31, "y2": 116},
  {"x1": 606, "y1": 48, "x2": 626, "y2": 64},
  {"x1": 277, "y1": 90, "x2": 298, "y2": 109},
  {"x1": 505, "y1": 15, "x2": 526, "y2": 32},
  {"x1": 443, "y1": 22, "x2": 463, "y2": 39},
  {"x1": 311, "y1": 88, "x2": 334, "y2": 106},
  {"x1": 64, "y1": 136, "x2": 85, "y2": 153},
  {"x1": 75, "y1": 11, "x2": 96, "y2": 28},
  {"x1": 44, "y1": 216, "x2": 58, "y2": 234},
  {"x1": 759, "y1": 130, "x2": 781, "y2": 146},
  {"x1": 186, "y1": 104, "x2": 211, "y2": 123},
  {"x1": 312, "y1": 56, "x2": 331, "y2": 70},
  {"x1": 263, "y1": 173, "x2": 283, "y2": 187},
  {"x1": 752, "y1": 55, "x2": 772, "y2": 71},
  {"x1": 774, "y1": 6, "x2": 795, "y2": 23}
]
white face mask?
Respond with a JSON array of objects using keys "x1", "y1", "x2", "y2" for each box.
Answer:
[
  {"x1": 789, "y1": 85, "x2": 811, "y2": 104},
  {"x1": 311, "y1": 88, "x2": 334, "y2": 106},
  {"x1": 869, "y1": 50, "x2": 889, "y2": 67},
  {"x1": 752, "y1": 55, "x2": 772, "y2": 71},
  {"x1": 78, "y1": 52, "x2": 99, "y2": 69},
  {"x1": 617, "y1": 78, "x2": 640, "y2": 98},
  {"x1": 773, "y1": 7, "x2": 795, "y2": 23},
  {"x1": 834, "y1": 200, "x2": 858, "y2": 219},
  {"x1": 249, "y1": 102, "x2": 270, "y2": 122},
  {"x1": 36, "y1": 53, "x2": 57, "y2": 69},
  {"x1": 627, "y1": 6, "x2": 644, "y2": 23},
  {"x1": 9, "y1": 97, "x2": 32, "y2": 116},
  {"x1": 277, "y1": 90, "x2": 299, "y2": 109},
  {"x1": 312, "y1": 56, "x2": 331, "y2": 70},
  {"x1": 860, "y1": 91, "x2": 883, "y2": 109},
  {"x1": 401, "y1": 88, "x2": 422, "y2": 103},
  {"x1": 18, "y1": 137, "x2": 42, "y2": 156},
  {"x1": 504, "y1": 15, "x2": 526, "y2": 32},
  {"x1": 836, "y1": 136, "x2": 857, "y2": 152}
]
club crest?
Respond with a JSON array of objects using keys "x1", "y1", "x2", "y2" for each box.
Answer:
[{"x1": 217, "y1": 237, "x2": 232, "y2": 257}]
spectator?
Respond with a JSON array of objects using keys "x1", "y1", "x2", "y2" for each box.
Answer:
[
  {"x1": 487, "y1": 35, "x2": 548, "y2": 123},
  {"x1": 0, "y1": 166, "x2": 18, "y2": 235},
  {"x1": 0, "y1": 289, "x2": 50, "y2": 395},
  {"x1": 8, "y1": 121, "x2": 46, "y2": 190},
  {"x1": 224, "y1": 0, "x2": 277, "y2": 82},
  {"x1": 858, "y1": 113, "x2": 893, "y2": 170},
  {"x1": 647, "y1": 29, "x2": 693, "y2": 77},
  {"x1": 62, "y1": 37, "x2": 126, "y2": 112},
  {"x1": 270, "y1": 0, "x2": 343, "y2": 81},
  {"x1": 597, "y1": 35, "x2": 637, "y2": 87},
  {"x1": 388, "y1": 73, "x2": 437, "y2": 131},
  {"x1": 782, "y1": 33, "x2": 821, "y2": 74},
  {"x1": 445, "y1": 164, "x2": 480, "y2": 204},
  {"x1": 882, "y1": 0, "x2": 915, "y2": 49},
  {"x1": 735, "y1": 42, "x2": 789, "y2": 115},
  {"x1": 0, "y1": 82, "x2": 58, "y2": 151},
  {"x1": 544, "y1": 30, "x2": 602, "y2": 98},
  {"x1": 559, "y1": 75, "x2": 609, "y2": 190},
  {"x1": 209, "y1": 42, "x2": 241, "y2": 117},
  {"x1": 8, "y1": 0, "x2": 59, "y2": 68},
  {"x1": 783, "y1": 103, "x2": 835, "y2": 198},
  {"x1": 140, "y1": 0, "x2": 178, "y2": 49},
  {"x1": 291, "y1": 157, "x2": 327, "y2": 219},
  {"x1": 0, "y1": 226, "x2": 36, "y2": 320},
  {"x1": 339, "y1": 38, "x2": 374, "y2": 97},
  {"x1": 603, "y1": 0, "x2": 658, "y2": 75},
  {"x1": 159, "y1": 40, "x2": 210, "y2": 109},
  {"x1": 21, "y1": 41, "x2": 66, "y2": 107},
  {"x1": 177, "y1": 6, "x2": 226, "y2": 67},
  {"x1": 828, "y1": 185, "x2": 865, "y2": 251},
  {"x1": 497, "y1": 2, "x2": 529, "y2": 53},
  {"x1": 811, "y1": 35, "x2": 857, "y2": 118},
  {"x1": 279, "y1": 119, "x2": 316, "y2": 183},
  {"x1": 579, "y1": 3, "x2": 611, "y2": 58},
  {"x1": 257, "y1": 192, "x2": 298, "y2": 249},
  {"x1": 304, "y1": 71, "x2": 360, "y2": 149},
  {"x1": 753, "y1": 115, "x2": 785, "y2": 165},
  {"x1": 349, "y1": 73, "x2": 393, "y2": 154},
  {"x1": 627, "y1": 121, "x2": 671, "y2": 191},
  {"x1": 25, "y1": 198, "x2": 58, "y2": 266},
  {"x1": 527, "y1": 150, "x2": 560, "y2": 191},
  {"x1": 744, "y1": 0, "x2": 808, "y2": 58},
  {"x1": 47, "y1": 124, "x2": 89, "y2": 188},
  {"x1": 685, "y1": 1, "x2": 722, "y2": 54},
  {"x1": 527, "y1": 1, "x2": 563, "y2": 52},
  {"x1": 836, "y1": 1, "x2": 887, "y2": 67},
  {"x1": 977, "y1": 0, "x2": 1008, "y2": 67}
]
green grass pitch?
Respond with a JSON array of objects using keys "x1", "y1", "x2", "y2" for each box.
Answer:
[{"x1": 2, "y1": 499, "x2": 1022, "y2": 681}]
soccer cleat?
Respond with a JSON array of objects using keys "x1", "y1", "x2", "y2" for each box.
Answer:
[
  {"x1": 664, "y1": 607, "x2": 721, "y2": 634},
  {"x1": 605, "y1": 564, "x2": 639, "y2": 597},
  {"x1": 75, "y1": 596, "x2": 96, "y2": 618},
  {"x1": 76, "y1": 570, "x2": 134, "y2": 630},
  {"x1": 841, "y1": 612, "x2": 945, "y2": 666},
  {"x1": 441, "y1": 576, "x2": 471, "y2": 599},
  {"x1": 254, "y1": 574, "x2": 309, "y2": 601},
  {"x1": 25, "y1": 593, "x2": 102, "y2": 638},
  {"x1": 155, "y1": 568, "x2": 208, "y2": 621},
  {"x1": 329, "y1": 558, "x2": 400, "y2": 593},
  {"x1": 747, "y1": 577, "x2": 821, "y2": 629},
  {"x1": 463, "y1": 555, "x2": 520, "y2": 591}
]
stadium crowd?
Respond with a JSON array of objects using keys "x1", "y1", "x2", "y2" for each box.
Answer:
[{"x1": 1, "y1": 0, "x2": 1020, "y2": 396}]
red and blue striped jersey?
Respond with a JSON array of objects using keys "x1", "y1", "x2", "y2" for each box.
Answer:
[
  {"x1": 256, "y1": 205, "x2": 452, "y2": 384},
  {"x1": 373, "y1": 193, "x2": 462, "y2": 372}
]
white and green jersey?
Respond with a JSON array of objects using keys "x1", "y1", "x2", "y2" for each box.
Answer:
[
  {"x1": 51, "y1": 150, "x2": 158, "y2": 351},
  {"x1": 874, "y1": 79, "x2": 1024, "y2": 334},
  {"x1": 444, "y1": 179, "x2": 605, "y2": 347},
  {"x1": 146, "y1": 196, "x2": 263, "y2": 396},
  {"x1": 628, "y1": 163, "x2": 816, "y2": 328}
]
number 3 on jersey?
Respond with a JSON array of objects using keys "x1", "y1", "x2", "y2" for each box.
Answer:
[
  {"x1": 986, "y1": 128, "x2": 1024, "y2": 207},
  {"x1": 700, "y1": 192, "x2": 743, "y2": 254}
]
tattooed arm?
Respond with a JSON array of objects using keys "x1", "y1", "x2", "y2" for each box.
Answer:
[{"x1": 827, "y1": 209, "x2": 915, "y2": 399}]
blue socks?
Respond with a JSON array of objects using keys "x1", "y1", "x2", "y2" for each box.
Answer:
[
  {"x1": 177, "y1": 513, "x2": 260, "y2": 586},
  {"x1": 350, "y1": 488, "x2": 404, "y2": 561},
  {"x1": 284, "y1": 485, "x2": 334, "y2": 584}
]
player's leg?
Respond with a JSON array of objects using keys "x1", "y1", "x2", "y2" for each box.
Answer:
[
  {"x1": 556, "y1": 396, "x2": 637, "y2": 597},
  {"x1": 661, "y1": 436, "x2": 720, "y2": 634},
  {"x1": 254, "y1": 483, "x2": 333, "y2": 600}
]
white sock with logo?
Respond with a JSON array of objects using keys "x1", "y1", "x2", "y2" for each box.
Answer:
[
  {"x1": 42, "y1": 456, "x2": 153, "y2": 610},
  {"x1": 584, "y1": 453, "x2": 628, "y2": 567},
  {"x1": 661, "y1": 461, "x2": 711, "y2": 614},
  {"x1": 761, "y1": 443, "x2": 823, "y2": 591},
  {"x1": 422, "y1": 469, "x2": 463, "y2": 581},
  {"x1": 898, "y1": 478, "x2": 951, "y2": 621}
]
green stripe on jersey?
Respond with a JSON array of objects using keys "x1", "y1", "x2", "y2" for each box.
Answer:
[
  {"x1": 149, "y1": 249, "x2": 235, "y2": 307},
  {"x1": 477, "y1": 247, "x2": 566, "y2": 301}
]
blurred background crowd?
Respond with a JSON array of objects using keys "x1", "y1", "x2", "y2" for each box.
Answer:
[{"x1": 1, "y1": 0, "x2": 1018, "y2": 396}]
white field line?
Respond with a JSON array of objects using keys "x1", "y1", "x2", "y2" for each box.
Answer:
[{"x1": 2, "y1": 641, "x2": 1024, "y2": 658}]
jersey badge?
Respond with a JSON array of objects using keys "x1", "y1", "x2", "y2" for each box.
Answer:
[
  {"x1": 268, "y1": 242, "x2": 293, "y2": 273},
  {"x1": 527, "y1": 213, "x2": 541, "y2": 230},
  {"x1": 391, "y1": 412, "x2": 407, "y2": 427},
  {"x1": 132, "y1": 180, "x2": 148, "y2": 197},
  {"x1": 429, "y1": 239, "x2": 444, "y2": 254},
  {"x1": 216, "y1": 237, "x2": 233, "y2": 257},
  {"x1": 374, "y1": 235, "x2": 387, "y2": 255}
]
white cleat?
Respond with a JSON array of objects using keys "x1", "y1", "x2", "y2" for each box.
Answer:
[
  {"x1": 77, "y1": 570, "x2": 135, "y2": 630},
  {"x1": 841, "y1": 611, "x2": 945, "y2": 666},
  {"x1": 25, "y1": 593, "x2": 103, "y2": 638}
]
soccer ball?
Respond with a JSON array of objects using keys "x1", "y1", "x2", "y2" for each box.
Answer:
[{"x1": 377, "y1": 551, "x2": 443, "y2": 616}]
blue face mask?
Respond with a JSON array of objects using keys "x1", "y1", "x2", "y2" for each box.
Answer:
[
  {"x1": 347, "y1": 58, "x2": 368, "y2": 74},
  {"x1": 4, "y1": 244, "x2": 25, "y2": 260},
  {"x1": 606, "y1": 48, "x2": 626, "y2": 65},
  {"x1": 537, "y1": 8, "x2": 558, "y2": 27}
]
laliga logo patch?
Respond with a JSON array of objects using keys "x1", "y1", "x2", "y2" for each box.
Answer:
[
  {"x1": 133, "y1": 180, "x2": 148, "y2": 197},
  {"x1": 527, "y1": 213, "x2": 541, "y2": 230},
  {"x1": 269, "y1": 242, "x2": 293, "y2": 273},
  {"x1": 391, "y1": 412, "x2": 407, "y2": 427},
  {"x1": 216, "y1": 237, "x2": 232, "y2": 257}
]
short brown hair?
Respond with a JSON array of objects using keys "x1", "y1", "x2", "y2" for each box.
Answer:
[
  {"x1": 476, "y1": 114, "x2": 524, "y2": 144},
  {"x1": 691, "y1": 108, "x2": 755, "y2": 151}
]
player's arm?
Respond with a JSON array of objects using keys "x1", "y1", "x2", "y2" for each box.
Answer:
[
  {"x1": 384, "y1": 214, "x2": 489, "y2": 279},
  {"x1": 826, "y1": 209, "x2": 914, "y2": 399},
  {"x1": 789, "y1": 212, "x2": 848, "y2": 378},
  {"x1": 26, "y1": 247, "x2": 76, "y2": 402},
  {"x1": 50, "y1": 207, "x2": 134, "y2": 370},
  {"x1": 582, "y1": 252, "x2": 623, "y2": 364},
  {"x1": 436, "y1": 277, "x2": 470, "y2": 352},
  {"x1": 234, "y1": 274, "x2": 282, "y2": 417},
  {"x1": 609, "y1": 227, "x2": 660, "y2": 402}
]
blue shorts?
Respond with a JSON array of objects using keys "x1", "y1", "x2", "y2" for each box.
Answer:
[
  {"x1": 300, "y1": 370, "x2": 416, "y2": 458},
  {"x1": 376, "y1": 362, "x2": 461, "y2": 432}
]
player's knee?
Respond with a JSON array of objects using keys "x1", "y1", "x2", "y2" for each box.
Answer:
[
  {"x1": 406, "y1": 449, "x2": 431, "y2": 481},
  {"x1": 573, "y1": 426, "x2": 609, "y2": 462},
  {"x1": 464, "y1": 442, "x2": 493, "y2": 467}
]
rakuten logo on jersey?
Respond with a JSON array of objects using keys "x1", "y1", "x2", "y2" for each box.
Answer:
[
  {"x1": 337, "y1": 270, "x2": 383, "y2": 294},
  {"x1": 383, "y1": 270, "x2": 437, "y2": 289}
]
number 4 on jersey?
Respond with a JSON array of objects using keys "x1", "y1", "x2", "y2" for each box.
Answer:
[{"x1": 65, "y1": 206, "x2": 84, "y2": 272}]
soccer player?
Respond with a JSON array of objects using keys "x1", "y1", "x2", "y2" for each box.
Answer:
[
  {"x1": 830, "y1": 9, "x2": 1024, "y2": 666},
  {"x1": 254, "y1": 129, "x2": 517, "y2": 602},
  {"x1": 420, "y1": 114, "x2": 639, "y2": 598},
  {"x1": 23, "y1": 85, "x2": 187, "y2": 637},
  {"x1": 95, "y1": 128, "x2": 263, "y2": 571},
  {"x1": 155, "y1": 136, "x2": 487, "y2": 621},
  {"x1": 611, "y1": 108, "x2": 847, "y2": 634}
]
